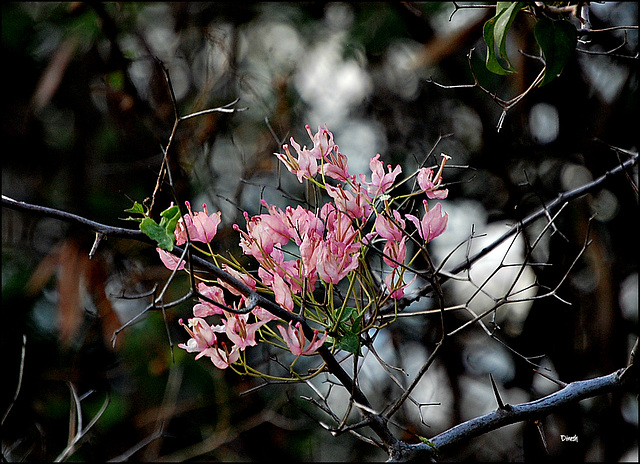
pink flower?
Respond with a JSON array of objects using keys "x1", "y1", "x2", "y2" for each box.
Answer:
[
  {"x1": 305, "y1": 124, "x2": 336, "y2": 159},
  {"x1": 251, "y1": 305, "x2": 279, "y2": 323},
  {"x1": 382, "y1": 236, "x2": 407, "y2": 269},
  {"x1": 235, "y1": 217, "x2": 263, "y2": 259},
  {"x1": 179, "y1": 318, "x2": 240, "y2": 369},
  {"x1": 325, "y1": 182, "x2": 372, "y2": 220},
  {"x1": 192, "y1": 282, "x2": 226, "y2": 317},
  {"x1": 201, "y1": 343, "x2": 240, "y2": 369},
  {"x1": 320, "y1": 146, "x2": 351, "y2": 181},
  {"x1": 255, "y1": 246, "x2": 302, "y2": 296},
  {"x1": 258, "y1": 200, "x2": 293, "y2": 244},
  {"x1": 315, "y1": 207, "x2": 361, "y2": 284},
  {"x1": 417, "y1": 153, "x2": 450, "y2": 199},
  {"x1": 299, "y1": 233, "x2": 322, "y2": 282},
  {"x1": 274, "y1": 125, "x2": 337, "y2": 183},
  {"x1": 316, "y1": 238, "x2": 361, "y2": 284},
  {"x1": 384, "y1": 270, "x2": 416, "y2": 299},
  {"x1": 192, "y1": 304, "x2": 220, "y2": 318},
  {"x1": 175, "y1": 201, "x2": 222, "y2": 245},
  {"x1": 362, "y1": 154, "x2": 402, "y2": 197},
  {"x1": 178, "y1": 317, "x2": 217, "y2": 357},
  {"x1": 286, "y1": 205, "x2": 324, "y2": 246},
  {"x1": 277, "y1": 321, "x2": 327, "y2": 356},
  {"x1": 275, "y1": 141, "x2": 318, "y2": 183},
  {"x1": 157, "y1": 247, "x2": 185, "y2": 271},
  {"x1": 224, "y1": 313, "x2": 267, "y2": 350},
  {"x1": 235, "y1": 210, "x2": 290, "y2": 261},
  {"x1": 321, "y1": 204, "x2": 360, "y2": 249},
  {"x1": 217, "y1": 264, "x2": 257, "y2": 297},
  {"x1": 405, "y1": 201, "x2": 448, "y2": 242},
  {"x1": 374, "y1": 209, "x2": 405, "y2": 242},
  {"x1": 270, "y1": 271, "x2": 295, "y2": 312}
]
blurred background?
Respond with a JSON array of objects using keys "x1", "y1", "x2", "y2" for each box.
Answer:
[{"x1": 2, "y1": 2, "x2": 637, "y2": 461}]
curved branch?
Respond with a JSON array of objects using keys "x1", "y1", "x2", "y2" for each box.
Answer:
[
  {"x1": 2, "y1": 195, "x2": 148, "y2": 241},
  {"x1": 389, "y1": 365, "x2": 636, "y2": 462},
  {"x1": 450, "y1": 151, "x2": 637, "y2": 275}
]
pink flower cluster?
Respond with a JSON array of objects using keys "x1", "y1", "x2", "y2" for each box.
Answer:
[{"x1": 159, "y1": 125, "x2": 450, "y2": 370}]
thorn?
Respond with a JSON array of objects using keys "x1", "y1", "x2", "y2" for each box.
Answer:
[
  {"x1": 534, "y1": 419, "x2": 550, "y2": 454},
  {"x1": 89, "y1": 232, "x2": 105, "y2": 259},
  {"x1": 490, "y1": 373, "x2": 508, "y2": 410},
  {"x1": 628, "y1": 337, "x2": 638, "y2": 367},
  {"x1": 533, "y1": 368, "x2": 568, "y2": 388}
]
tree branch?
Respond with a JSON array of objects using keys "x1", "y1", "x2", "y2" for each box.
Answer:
[
  {"x1": 380, "y1": 150, "x2": 638, "y2": 316},
  {"x1": 2, "y1": 195, "x2": 148, "y2": 242},
  {"x1": 3, "y1": 148, "x2": 636, "y2": 461},
  {"x1": 1, "y1": 193, "x2": 399, "y2": 455},
  {"x1": 3, "y1": 187, "x2": 637, "y2": 461},
  {"x1": 389, "y1": 365, "x2": 637, "y2": 462}
]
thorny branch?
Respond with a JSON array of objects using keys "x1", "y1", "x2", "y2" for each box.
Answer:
[
  {"x1": 2, "y1": 146, "x2": 637, "y2": 461},
  {"x1": 380, "y1": 150, "x2": 638, "y2": 317},
  {"x1": 389, "y1": 365, "x2": 636, "y2": 462},
  {"x1": 426, "y1": 47, "x2": 545, "y2": 132}
]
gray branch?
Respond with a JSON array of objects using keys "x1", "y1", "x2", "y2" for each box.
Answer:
[{"x1": 389, "y1": 365, "x2": 637, "y2": 462}]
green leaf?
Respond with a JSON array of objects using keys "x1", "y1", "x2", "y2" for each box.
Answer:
[
  {"x1": 130, "y1": 203, "x2": 180, "y2": 251},
  {"x1": 124, "y1": 200, "x2": 146, "y2": 215},
  {"x1": 483, "y1": 2, "x2": 525, "y2": 75},
  {"x1": 140, "y1": 216, "x2": 175, "y2": 251},
  {"x1": 483, "y1": 17, "x2": 506, "y2": 75},
  {"x1": 336, "y1": 332, "x2": 361, "y2": 355},
  {"x1": 335, "y1": 310, "x2": 363, "y2": 355},
  {"x1": 418, "y1": 436, "x2": 438, "y2": 451},
  {"x1": 534, "y1": 18, "x2": 577, "y2": 87},
  {"x1": 158, "y1": 205, "x2": 180, "y2": 237},
  {"x1": 494, "y1": 2, "x2": 522, "y2": 71},
  {"x1": 339, "y1": 307, "x2": 356, "y2": 323},
  {"x1": 122, "y1": 200, "x2": 147, "y2": 223}
]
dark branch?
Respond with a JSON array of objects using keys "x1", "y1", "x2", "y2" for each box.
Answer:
[
  {"x1": 380, "y1": 150, "x2": 638, "y2": 316},
  {"x1": 2, "y1": 195, "x2": 149, "y2": 241},
  {"x1": 1, "y1": 193, "x2": 399, "y2": 455}
]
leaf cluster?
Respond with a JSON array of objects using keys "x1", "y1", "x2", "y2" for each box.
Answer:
[
  {"x1": 123, "y1": 201, "x2": 180, "y2": 251},
  {"x1": 483, "y1": 2, "x2": 577, "y2": 86}
]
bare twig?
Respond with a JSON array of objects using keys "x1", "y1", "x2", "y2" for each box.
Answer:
[
  {"x1": 54, "y1": 387, "x2": 110, "y2": 462},
  {"x1": 2, "y1": 335, "x2": 27, "y2": 426},
  {"x1": 1, "y1": 195, "x2": 148, "y2": 241},
  {"x1": 379, "y1": 150, "x2": 638, "y2": 316},
  {"x1": 576, "y1": 30, "x2": 639, "y2": 60},
  {"x1": 426, "y1": 48, "x2": 544, "y2": 131},
  {"x1": 578, "y1": 25, "x2": 639, "y2": 35}
]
